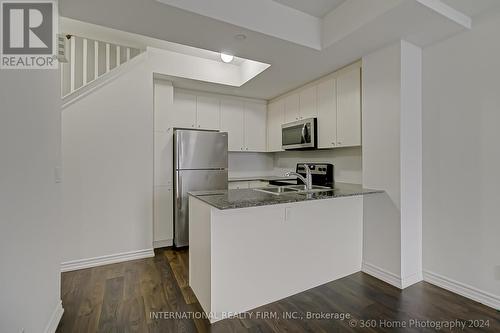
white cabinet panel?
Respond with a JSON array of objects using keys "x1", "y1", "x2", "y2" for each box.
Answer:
[
  {"x1": 228, "y1": 181, "x2": 249, "y2": 189},
  {"x1": 154, "y1": 131, "x2": 173, "y2": 186},
  {"x1": 284, "y1": 93, "x2": 300, "y2": 123},
  {"x1": 337, "y1": 68, "x2": 361, "y2": 147},
  {"x1": 267, "y1": 99, "x2": 285, "y2": 152},
  {"x1": 244, "y1": 101, "x2": 267, "y2": 152},
  {"x1": 154, "y1": 186, "x2": 173, "y2": 243},
  {"x1": 299, "y1": 85, "x2": 317, "y2": 119},
  {"x1": 317, "y1": 79, "x2": 337, "y2": 149},
  {"x1": 220, "y1": 99, "x2": 245, "y2": 151},
  {"x1": 154, "y1": 80, "x2": 173, "y2": 131},
  {"x1": 197, "y1": 95, "x2": 220, "y2": 130},
  {"x1": 172, "y1": 91, "x2": 197, "y2": 128}
]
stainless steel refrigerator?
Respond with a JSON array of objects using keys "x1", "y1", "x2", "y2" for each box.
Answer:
[{"x1": 173, "y1": 129, "x2": 228, "y2": 247}]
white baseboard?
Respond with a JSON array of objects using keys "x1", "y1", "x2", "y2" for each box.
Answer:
[
  {"x1": 61, "y1": 248, "x2": 154, "y2": 272},
  {"x1": 362, "y1": 262, "x2": 402, "y2": 289},
  {"x1": 423, "y1": 270, "x2": 500, "y2": 310},
  {"x1": 44, "y1": 300, "x2": 64, "y2": 333},
  {"x1": 153, "y1": 238, "x2": 173, "y2": 248},
  {"x1": 401, "y1": 271, "x2": 423, "y2": 288}
]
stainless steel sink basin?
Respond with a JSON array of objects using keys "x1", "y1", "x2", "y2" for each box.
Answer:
[{"x1": 254, "y1": 185, "x2": 334, "y2": 195}]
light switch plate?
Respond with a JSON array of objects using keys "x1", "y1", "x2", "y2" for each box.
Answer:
[{"x1": 54, "y1": 166, "x2": 62, "y2": 183}]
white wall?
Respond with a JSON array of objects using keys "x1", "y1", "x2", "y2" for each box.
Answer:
[
  {"x1": 273, "y1": 147, "x2": 362, "y2": 184},
  {"x1": 0, "y1": 70, "x2": 62, "y2": 331},
  {"x1": 362, "y1": 43, "x2": 402, "y2": 280},
  {"x1": 62, "y1": 57, "x2": 154, "y2": 262},
  {"x1": 362, "y1": 41, "x2": 422, "y2": 288},
  {"x1": 422, "y1": 11, "x2": 500, "y2": 307},
  {"x1": 228, "y1": 152, "x2": 274, "y2": 178},
  {"x1": 153, "y1": 80, "x2": 174, "y2": 247}
]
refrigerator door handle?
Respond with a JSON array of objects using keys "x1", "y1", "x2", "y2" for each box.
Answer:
[{"x1": 176, "y1": 174, "x2": 182, "y2": 210}]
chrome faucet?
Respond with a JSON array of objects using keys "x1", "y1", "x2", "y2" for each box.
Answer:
[{"x1": 285, "y1": 164, "x2": 313, "y2": 190}]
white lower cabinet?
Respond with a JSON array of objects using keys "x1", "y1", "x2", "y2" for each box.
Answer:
[
  {"x1": 228, "y1": 181, "x2": 249, "y2": 189},
  {"x1": 154, "y1": 186, "x2": 173, "y2": 245}
]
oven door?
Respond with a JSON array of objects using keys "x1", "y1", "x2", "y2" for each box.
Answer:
[{"x1": 281, "y1": 118, "x2": 316, "y2": 150}]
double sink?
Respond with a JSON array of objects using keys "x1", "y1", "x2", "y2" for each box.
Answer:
[{"x1": 254, "y1": 184, "x2": 334, "y2": 196}]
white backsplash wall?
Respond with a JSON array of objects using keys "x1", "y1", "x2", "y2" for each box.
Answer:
[
  {"x1": 228, "y1": 152, "x2": 275, "y2": 178},
  {"x1": 273, "y1": 147, "x2": 362, "y2": 184}
]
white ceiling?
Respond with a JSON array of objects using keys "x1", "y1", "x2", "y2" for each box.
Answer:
[
  {"x1": 441, "y1": 0, "x2": 499, "y2": 17},
  {"x1": 272, "y1": 0, "x2": 346, "y2": 18},
  {"x1": 60, "y1": 0, "x2": 500, "y2": 100}
]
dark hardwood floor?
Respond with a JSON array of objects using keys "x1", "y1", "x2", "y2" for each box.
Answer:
[{"x1": 57, "y1": 248, "x2": 499, "y2": 332}]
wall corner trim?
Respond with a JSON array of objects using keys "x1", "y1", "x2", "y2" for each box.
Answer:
[
  {"x1": 362, "y1": 261, "x2": 402, "y2": 289},
  {"x1": 401, "y1": 272, "x2": 423, "y2": 288},
  {"x1": 44, "y1": 300, "x2": 64, "y2": 333},
  {"x1": 423, "y1": 270, "x2": 500, "y2": 310},
  {"x1": 61, "y1": 248, "x2": 154, "y2": 272}
]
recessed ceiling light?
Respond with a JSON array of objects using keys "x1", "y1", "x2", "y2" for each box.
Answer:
[
  {"x1": 220, "y1": 52, "x2": 234, "y2": 63},
  {"x1": 234, "y1": 33, "x2": 247, "y2": 40}
]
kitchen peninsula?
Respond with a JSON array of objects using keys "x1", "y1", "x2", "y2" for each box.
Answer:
[{"x1": 188, "y1": 183, "x2": 382, "y2": 322}]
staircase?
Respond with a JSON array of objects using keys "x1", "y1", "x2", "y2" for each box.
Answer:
[{"x1": 61, "y1": 34, "x2": 143, "y2": 98}]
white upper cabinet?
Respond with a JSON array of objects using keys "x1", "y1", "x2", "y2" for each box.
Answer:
[
  {"x1": 317, "y1": 78, "x2": 337, "y2": 149},
  {"x1": 299, "y1": 85, "x2": 317, "y2": 119},
  {"x1": 172, "y1": 91, "x2": 197, "y2": 128},
  {"x1": 284, "y1": 93, "x2": 300, "y2": 123},
  {"x1": 220, "y1": 98, "x2": 245, "y2": 151},
  {"x1": 337, "y1": 67, "x2": 361, "y2": 147},
  {"x1": 196, "y1": 95, "x2": 220, "y2": 130},
  {"x1": 267, "y1": 99, "x2": 285, "y2": 152},
  {"x1": 244, "y1": 101, "x2": 267, "y2": 152}
]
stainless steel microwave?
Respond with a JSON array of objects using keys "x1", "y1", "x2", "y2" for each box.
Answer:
[{"x1": 281, "y1": 118, "x2": 317, "y2": 150}]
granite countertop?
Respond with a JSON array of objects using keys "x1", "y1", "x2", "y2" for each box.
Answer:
[{"x1": 189, "y1": 182, "x2": 383, "y2": 210}]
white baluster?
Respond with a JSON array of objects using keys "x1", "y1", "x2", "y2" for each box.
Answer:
[
  {"x1": 105, "y1": 43, "x2": 110, "y2": 73},
  {"x1": 116, "y1": 45, "x2": 120, "y2": 66},
  {"x1": 82, "y1": 38, "x2": 87, "y2": 85},
  {"x1": 94, "y1": 40, "x2": 99, "y2": 80},
  {"x1": 70, "y1": 36, "x2": 75, "y2": 93}
]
